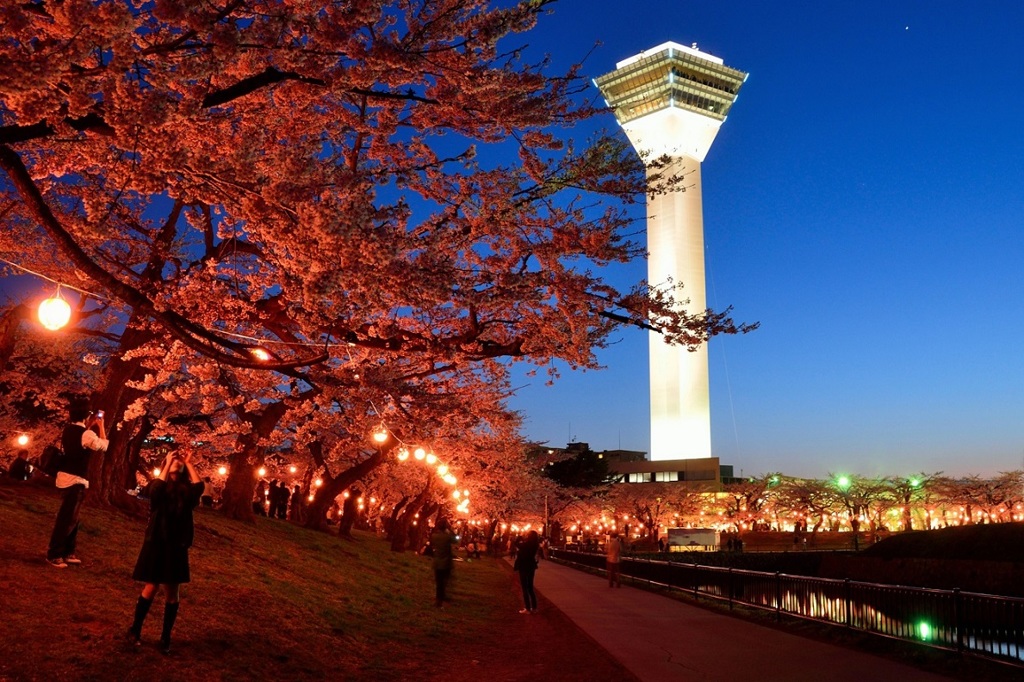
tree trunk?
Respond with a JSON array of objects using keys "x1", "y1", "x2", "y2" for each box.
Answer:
[
  {"x1": 220, "y1": 441, "x2": 260, "y2": 523},
  {"x1": 407, "y1": 502, "x2": 437, "y2": 552},
  {"x1": 221, "y1": 400, "x2": 295, "y2": 523},
  {"x1": 303, "y1": 444, "x2": 388, "y2": 532},
  {"x1": 89, "y1": 324, "x2": 150, "y2": 508},
  {"x1": 123, "y1": 416, "x2": 154, "y2": 490},
  {"x1": 0, "y1": 304, "x2": 30, "y2": 371},
  {"x1": 385, "y1": 493, "x2": 407, "y2": 536},
  {"x1": 339, "y1": 496, "x2": 359, "y2": 538},
  {"x1": 391, "y1": 479, "x2": 432, "y2": 552},
  {"x1": 384, "y1": 496, "x2": 410, "y2": 539}
]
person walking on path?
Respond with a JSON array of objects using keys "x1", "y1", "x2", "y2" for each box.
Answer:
[
  {"x1": 513, "y1": 530, "x2": 540, "y2": 613},
  {"x1": 430, "y1": 518, "x2": 457, "y2": 608},
  {"x1": 126, "y1": 449, "x2": 204, "y2": 654},
  {"x1": 46, "y1": 402, "x2": 108, "y2": 568},
  {"x1": 605, "y1": 531, "x2": 623, "y2": 588}
]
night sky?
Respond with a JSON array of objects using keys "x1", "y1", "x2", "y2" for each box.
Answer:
[{"x1": 507, "y1": 1, "x2": 1024, "y2": 478}]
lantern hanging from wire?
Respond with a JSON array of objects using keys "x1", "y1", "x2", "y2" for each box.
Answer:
[{"x1": 38, "y1": 287, "x2": 71, "y2": 330}]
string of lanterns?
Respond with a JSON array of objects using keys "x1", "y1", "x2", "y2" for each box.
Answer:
[
  {"x1": 375, "y1": 424, "x2": 472, "y2": 514},
  {"x1": 187, "y1": 425, "x2": 471, "y2": 514}
]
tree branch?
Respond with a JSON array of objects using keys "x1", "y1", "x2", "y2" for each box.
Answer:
[
  {"x1": 202, "y1": 67, "x2": 327, "y2": 108},
  {"x1": 0, "y1": 144, "x2": 327, "y2": 370}
]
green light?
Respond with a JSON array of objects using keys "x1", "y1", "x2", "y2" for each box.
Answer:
[
  {"x1": 770, "y1": 475, "x2": 780, "y2": 484},
  {"x1": 836, "y1": 475, "x2": 851, "y2": 489},
  {"x1": 909, "y1": 478, "x2": 921, "y2": 488},
  {"x1": 918, "y1": 621, "x2": 931, "y2": 640}
]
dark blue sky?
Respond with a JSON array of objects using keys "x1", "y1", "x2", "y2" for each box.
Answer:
[
  {"x1": 3, "y1": 2, "x2": 1021, "y2": 479},
  {"x1": 507, "y1": 1, "x2": 1024, "y2": 478}
]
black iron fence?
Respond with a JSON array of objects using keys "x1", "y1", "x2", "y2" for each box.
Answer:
[{"x1": 551, "y1": 549, "x2": 1024, "y2": 667}]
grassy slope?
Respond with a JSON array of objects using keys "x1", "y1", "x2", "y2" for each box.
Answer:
[{"x1": 0, "y1": 482, "x2": 634, "y2": 682}]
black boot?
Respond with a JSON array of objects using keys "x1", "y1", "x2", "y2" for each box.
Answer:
[
  {"x1": 160, "y1": 601, "x2": 179, "y2": 654},
  {"x1": 127, "y1": 596, "x2": 152, "y2": 646}
]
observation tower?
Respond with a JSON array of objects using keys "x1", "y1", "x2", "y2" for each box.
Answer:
[{"x1": 596, "y1": 42, "x2": 746, "y2": 461}]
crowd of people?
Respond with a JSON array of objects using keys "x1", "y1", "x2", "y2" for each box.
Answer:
[{"x1": 252, "y1": 478, "x2": 306, "y2": 521}]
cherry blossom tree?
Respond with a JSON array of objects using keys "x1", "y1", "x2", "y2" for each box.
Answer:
[
  {"x1": 720, "y1": 473, "x2": 783, "y2": 532},
  {"x1": 775, "y1": 478, "x2": 841, "y2": 535},
  {"x1": 883, "y1": 473, "x2": 939, "y2": 531},
  {"x1": 1, "y1": 0, "x2": 755, "y2": 514}
]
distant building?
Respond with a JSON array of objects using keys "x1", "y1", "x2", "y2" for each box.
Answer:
[{"x1": 531, "y1": 441, "x2": 732, "y2": 491}]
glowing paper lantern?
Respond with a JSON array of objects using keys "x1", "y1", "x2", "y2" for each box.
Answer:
[
  {"x1": 425, "y1": 453, "x2": 437, "y2": 465},
  {"x1": 16, "y1": 434, "x2": 29, "y2": 446},
  {"x1": 413, "y1": 448, "x2": 426, "y2": 460},
  {"x1": 442, "y1": 473, "x2": 457, "y2": 485},
  {"x1": 258, "y1": 467, "x2": 267, "y2": 477},
  {"x1": 38, "y1": 294, "x2": 71, "y2": 330},
  {"x1": 397, "y1": 448, "x2": 410, "y2": 461},
  {"x1": 372, "y1": 427, "x2": 388, "y2": 443},
  {"x1": 437, "y1": 464, "x2": 449, "y2": 476},
  {"x1": 218, "y1": 466, "x2": 228, "y2": 475},
  {"x1": 249, "y1": 347, "x2": 271, "y2": 361}
]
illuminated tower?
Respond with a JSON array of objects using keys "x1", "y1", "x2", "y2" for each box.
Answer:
[{"x1": 596, "y1": 42, "x2": 746, "y2": 461}]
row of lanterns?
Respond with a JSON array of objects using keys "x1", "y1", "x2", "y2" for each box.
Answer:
[
  {"x1": 33, "y1": 288, "x2": 474, "y2": 515},
  {"x1": 383, "y1": 426, "x2": 470, "y2": 514}
]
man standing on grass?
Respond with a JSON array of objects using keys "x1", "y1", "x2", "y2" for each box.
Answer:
[{"x1": 46, "y1": 401, "x2": 108, "y2": 568}]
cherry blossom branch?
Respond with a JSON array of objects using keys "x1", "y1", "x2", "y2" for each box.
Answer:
[{"x1": 0, "y1": 144, "x2": 327, "y2": 371}]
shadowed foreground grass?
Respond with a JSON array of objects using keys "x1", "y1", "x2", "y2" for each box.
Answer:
[{"x1": 0, "y1": 482, "x2": 636, "y2": 682}]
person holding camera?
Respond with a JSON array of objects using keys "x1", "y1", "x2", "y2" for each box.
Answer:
[
  {"x1": 45, "y1": 402, "x2": 108, "y2": 568},
  {"x1": 126, "y1": 448, "x2": 204, "y2": 654}
]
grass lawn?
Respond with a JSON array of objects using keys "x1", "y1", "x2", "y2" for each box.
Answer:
[{"x1": 0, "y1": 481, "x2": 636, "y2": 682}]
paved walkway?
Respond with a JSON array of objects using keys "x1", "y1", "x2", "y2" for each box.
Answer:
[{"x1": 529, "y1": 558, "x2": 954, "y2": 682}]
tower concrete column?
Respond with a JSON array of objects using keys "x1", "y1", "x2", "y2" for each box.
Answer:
[
  {"x1": 647, "y1": 156, "x2": 710, "y2": 460},
  {"x1": 596, "y1": 42, "x2": 746, "y2": 461}
]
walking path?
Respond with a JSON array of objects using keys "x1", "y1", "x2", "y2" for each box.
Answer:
[{"x1": 530, "y1": 558, "x2": 954, "y2": 682}]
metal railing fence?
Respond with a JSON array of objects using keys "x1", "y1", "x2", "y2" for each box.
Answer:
[{"x1": 550, "y1": 549, "x2": 1024, "y2": 667}]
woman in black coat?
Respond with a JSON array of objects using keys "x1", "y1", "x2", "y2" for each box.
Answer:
[{"x1": 127, "y1": 449, "x2": 204, "y2": 654}]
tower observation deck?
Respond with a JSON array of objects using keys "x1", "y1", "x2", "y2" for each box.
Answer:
[{"x1": 596, "y1": 42, "x2": 747, "y2": 461}]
